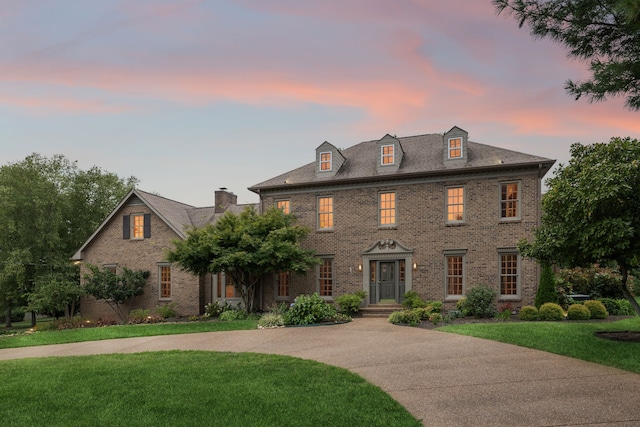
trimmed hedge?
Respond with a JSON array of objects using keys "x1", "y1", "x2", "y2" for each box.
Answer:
[{"x1": 567, "y1": 304, "x2": 591, "y2": 320}]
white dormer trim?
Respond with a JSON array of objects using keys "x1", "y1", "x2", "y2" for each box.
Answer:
[
  {"x1": 319, "y1": 151, "x2": 332, "y2": 172},
  {"x1": 447, "y1": 137, "x2": 463, "y2": 159},
  {"x1": 381, "y1": 144, "x2": 395, "y2": 165}
]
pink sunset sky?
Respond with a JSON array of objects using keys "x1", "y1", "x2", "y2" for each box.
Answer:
[{"x1": 2, "y1": 0, "x2": 639, "y2": 206}]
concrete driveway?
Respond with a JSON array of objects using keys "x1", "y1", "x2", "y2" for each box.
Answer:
[{"x1": 1, "y1": 318, "x2": 638, "y2": 426}]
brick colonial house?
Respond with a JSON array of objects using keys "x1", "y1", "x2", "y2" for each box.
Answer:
[
  {"x1": 72, "y1": 189, "x2": 254, "y2": 320},
  {"x1": 250, "y1": 126, "x2": 555, "y2": 310},
  {"x1": 74, "y1": 126, "x2": 554, "y2": 320}
]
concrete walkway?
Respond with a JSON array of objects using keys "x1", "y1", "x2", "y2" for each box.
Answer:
[{"x1": 1, "y1": 318, "x2": 638, "y2": 426}]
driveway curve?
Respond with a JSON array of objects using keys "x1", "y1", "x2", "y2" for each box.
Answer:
[{"x1": 1, "y1": 318, "x2": 638, "y2": 426}]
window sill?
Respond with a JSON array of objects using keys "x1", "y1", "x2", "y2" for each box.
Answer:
[
  {"x1": 445, "y1": 222, "x2": 466, "y2": 227},
  {"x1": 316, "y1": 229, "x2": 334, "y2": 233},
  {"x1": 378, "y1": 225, "x2": 397, "y2": 230},
  {"x1": 498, "y1": 296, "x2": 521, "y2": 302},
  {"x1": 499, "y1": 218, "x2": 521, "y2": 223}
]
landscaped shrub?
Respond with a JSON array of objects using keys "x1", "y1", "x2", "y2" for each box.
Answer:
[
  {"x1": 598, "y1": 298, "x2": 618, "y2": 315},
  {"x1": 429, "y1": 312, "x2": 443, "y2": 325},
  {"x1": 567, "y1": 304, "x2": 591, "y2": 320},
  {"x1": 538, "y1": 302, "x2": 565, "y2": 321},
  {"x1": 461, "y1": 285, "x2": 497, "y2": 318},
  {"x1": 609, "y1": 298, "x2": 638, "y2": 316},
  {"x1": 402, "y1": 290, "x2": 428, "y2": 309},
  {"x1": 155, "y1": 303, "x2": 177, "y2": 319},
  {"x1": 283, "y1": 293, "x2": 337, "y2": 325},
  {"x1": 258, "y1": 313, "x2": 284, "y2": 329},
  {"x1": 535, "y1": 264, "x2": 558, "y2": 308},
  {"x1": 559, "y1": 266, "x2": 625, "y2": 299},
  {"x1": 336, "y1": 293, "x2": 363, "y2": 316},
  {"x1": 203, "y1": 301, "x2": 240, "y2": 318},
  {"x1": 583, "y1": 300, "x2": 608, "y2": 319},
  {"x1": 455, "y1": 297, "x2": 468, "y2": 316},
  {"x1": 518, "y1": 305, "x2": 539, "y2": 321},
  {"x1": 496, "y1": 304, "x2": 513, "y2": 321},
  {"x1": 219, "y1": 309, "x2": 247, "y2": 321},
  {"x1": 387, "y1": 309, "x2": 421, "y2": 326}
]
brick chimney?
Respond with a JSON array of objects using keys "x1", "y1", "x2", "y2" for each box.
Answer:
[{"x1": 215, "y1": 188, "x2": 237, "y2": 213}]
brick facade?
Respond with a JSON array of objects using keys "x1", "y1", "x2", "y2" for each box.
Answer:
[{"x1": 78, "y1": 200, "x2": 203, "y2": 322}]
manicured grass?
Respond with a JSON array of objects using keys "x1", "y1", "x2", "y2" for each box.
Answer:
[
  {"x1": 439, "y1": 317, "x2": 640, "y2": 374},
  {"x1": 0, "y1": 351, "x2": 421, "y2": 427},
  {"x1": 0, "y1": 320, "x2": 259, "y2": 349}
]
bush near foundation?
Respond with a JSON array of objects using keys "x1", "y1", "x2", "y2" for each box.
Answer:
[
  {"x1": 538, "y1": 303, "x2": 565, "y2": 321},
  {"x1": 518, "y1": 305, "x2": 539, "y2": 321},
  {"x1": 567, "y1": 304, "x2": 591, "y2": 320},
  {"x1": 460, "y1": 285, "x2": 497, "y2": 318},
  {"x1": 283, "y1": 293, "x2": 337, "y2": 325},
  {"x1": 598, "y1": 298, "x2": 636, "y2": 316},
  {"x1": 388, "y1": 310, "x2": 421, "y2": 326},
  {"x1": 583, "y1": 300, "x2": 608, "y2": 319}
]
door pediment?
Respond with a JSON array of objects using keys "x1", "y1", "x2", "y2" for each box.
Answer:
[{"x1": 362, "y1": 239, "x2": 413, "y2": 256}]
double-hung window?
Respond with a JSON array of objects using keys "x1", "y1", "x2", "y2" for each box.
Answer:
[
  {"x1": 444, "y1": 251, "x2": 465, "y2": 299},
  {"x1": 446, "y1": 187, "x2": 464, "y2": 223},
  {"x1": 318, "y1": 259, "x2": 333, "y2": 298},
  {"x1": 448, "y1": 138, "x2": 462, "y2": 159},
  {"x1": 276, "y1": 271, "x2": 290, "y2": 299},
  {"x1": 159, "y1": 264, "x2": 171, "y2": 299},
  {"x1": 318, "y1": 196, "x2": 334, "y2": 230},
  {"x1": 319, "y1": 152, "x2": 332, "y2": 171},
  {"x1": 381, "y1": 145, "x2": 394, "y2": 165},
  {"x1": 379, "y1": 192, "x2": 396, "y2": 226},
  {"x1": 276, "y1": 200, "x2": 290, "y2": 214},
  {"x1": 500, "y1": 252, "x2": 519, "y2": 298},
  {"x1": 500, "y1": 182, "x2": 520, "y2": 219}
]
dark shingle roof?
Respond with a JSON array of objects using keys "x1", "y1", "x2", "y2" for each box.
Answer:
[
  {"x1": 72, "y1": 189, "x2": 257, "y2": 260},
  {"x1": 250, "y1": 132, "x2": 555, "y2": 192}
]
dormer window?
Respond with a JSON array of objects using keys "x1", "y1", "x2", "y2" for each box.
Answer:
[
  {"x1": 320, "y1": 152, "x2": 332, "y2": 171},
  {"x1": 381, "y1": 145, "x2": 394, "y2": 165},
  {"x1": 448, "y1": 138, "x2": 462, "y2": 159}
]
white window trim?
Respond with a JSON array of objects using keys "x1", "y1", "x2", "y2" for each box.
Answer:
[
  {"x1": 317, "y1": 257, "x2": 334, "y2": 300},
  {"x1": 319, "y1": 151, "x2": 332, "y2": 172},
  {"x1": 317, "y1": 195, "x2": 334, "y2": 231},
  {"x1": 445, "y1": 185, "x2": 465, "y2": 224},
  {"x1": 448, "y1": 137, "x2": 463, "y2": 159},
  {"x1": 381, "y1": 144, "x2": 395, "y2": 165},
  {"x1": 498, "y1": 249, "x2": 521, "y2": 300},
  {"x1": 158, "y1": 263, "x2": 172, "y2": 300},
  {"x1": 378, "y1": 191, "x2": 396, "y2": 227},
  {"x1": 499, "y1": 181, "x2": 521, "y2": 221}
]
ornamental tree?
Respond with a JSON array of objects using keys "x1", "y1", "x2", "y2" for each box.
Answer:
[
  {"x1": 494, "y1": 0, "x2": 640, "y2": 110},
  {"x1": 167, "y1": 206, "x2": 320, "y2": 313},
  {"x1": 518, "y1": 137, "x2": 640, "y2": 315},
  {"x1": 83, "y1": 265, "x2": 149, "y2": 323}
]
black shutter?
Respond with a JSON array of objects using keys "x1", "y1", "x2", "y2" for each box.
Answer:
[
  {"x1": 143, "y1": 213, "x2": 151, "y2": 238},
  {"x1": 123, "y1": 215, "x2": 130, "y2": 239}
]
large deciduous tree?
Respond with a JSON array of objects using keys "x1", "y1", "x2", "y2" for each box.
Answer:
[
  {"x1": 518, "y1": 137, "x2": 640, "y2": 315},
  {"x1": 0, "y1": 154, "x2": 137, "y2": 326},
  {"x1": 494, "y1": 0, "x2": 640, "y2": 110},
  {"x1": 167, "y1": 207, "x2": 320, "y2": 313}
]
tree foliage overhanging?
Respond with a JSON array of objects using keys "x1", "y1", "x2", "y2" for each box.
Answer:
[
  {"x1": 167, "y1": 207, "x2": 320, "y2": 313},
  {"x1": 494, "y1": 0, "x2": 640, "y2": 110},
  {"x1": 0, "y1": 153, "x2": 138, "y2": 326},
  {"x1": 518, "y1": 136, "x2": 640, "y2": 314}
]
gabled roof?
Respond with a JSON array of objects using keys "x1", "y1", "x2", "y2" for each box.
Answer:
[
  {"x1": 72, "y1": 189, "x2": 256, "y2": 260},
  {"x1": 249, "y1": 130, "x2": 555, "y2": 192}
]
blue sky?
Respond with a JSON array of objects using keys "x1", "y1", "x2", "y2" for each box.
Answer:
[{"x1": 3, "y1": 0, "x2": 639, "y2": 206}]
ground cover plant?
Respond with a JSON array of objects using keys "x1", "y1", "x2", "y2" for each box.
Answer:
[
  {"x1": 439, "y1": 317, "x2": 640, "y2": 374},
  {"x1": 0, "y1": 351, "x2": 421, "y2": 427}
]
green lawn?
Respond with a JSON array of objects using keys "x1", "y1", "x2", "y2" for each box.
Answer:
[
  {"x1": 439, "y1": 317, "x2": 640, "y2": 374},
  {"x1": 0, "y1": 351, "x2": 421, "y2": 427},
  {"x1": 0, "y1": 319, "x2": 259, "y2": 349}
]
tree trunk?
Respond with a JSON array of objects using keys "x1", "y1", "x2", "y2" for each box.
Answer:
[
  {"x1": 619, "y1": 263, "x2": 640, "y2": 316},
  {"x1": 30, "y1": 311, "x2": 36, "y2": 328},
  {"x1": 5, "y1": 306, "x2": 12, "y2": 328}
]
